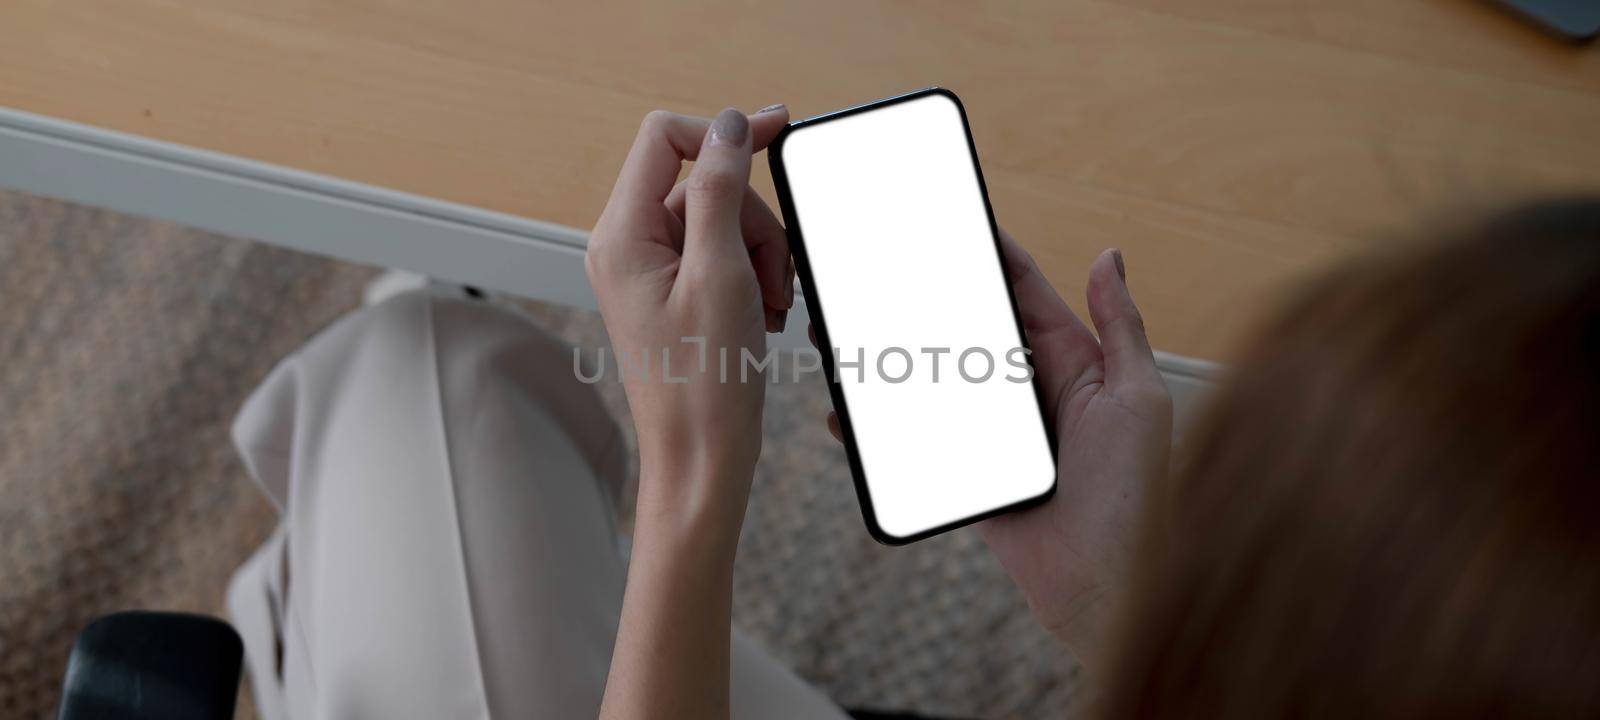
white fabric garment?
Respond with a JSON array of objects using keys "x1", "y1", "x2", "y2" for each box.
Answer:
[{"x1": 225, "y1": 289, "x2": 847, "y2": 719}]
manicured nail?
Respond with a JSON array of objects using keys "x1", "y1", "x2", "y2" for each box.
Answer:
[
  {"x1": 777, "y1": 309, "x2": 789, "y2": 332},
  {"x1": 708, "y1": 108, "x2": 748, "y2": 148},
  {"x1": 757, "y1": 103, "x2": 786, "y2": 114},
  {"x1": 1112, "y1": 248, "x2": 1126, "y2": 281}
]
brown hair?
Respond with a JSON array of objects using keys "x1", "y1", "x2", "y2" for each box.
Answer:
[{"x1": 1101, "y1": 199, "x2": 1600, "y2": 717}]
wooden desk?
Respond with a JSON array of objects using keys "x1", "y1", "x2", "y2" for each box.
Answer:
[{"x1": 3, "y1": 0, "x2": 1597, "y2": 359}]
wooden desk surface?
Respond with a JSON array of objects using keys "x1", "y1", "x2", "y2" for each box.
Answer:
[{"x1": 4, "y1": 0, "x2": 1598, "y2": 359}]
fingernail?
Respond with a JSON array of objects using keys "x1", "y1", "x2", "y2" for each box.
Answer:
[
  {"x1": 1112, "y1": 249, "x2": 1126, "y2": 281},
  {"x1": 778, "y1": 309, "x2": 789, "y2": 331},
  {"x1": 708, "y1": 108, "x2": 748, "y2": 148},
  {"x1": 757, "y1": 103, "x2": 786, "y2": 114}
]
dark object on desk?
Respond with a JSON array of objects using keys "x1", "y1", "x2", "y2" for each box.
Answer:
[
  {"x1": 1494, "y1": 0, "x2": 1600, "y2": 41},
  {"x1": 56, "y1": 611, "x2": 242, "y2": 720}
]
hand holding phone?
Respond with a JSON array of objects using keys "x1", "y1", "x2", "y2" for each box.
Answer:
[
  {"x1": 772, "y1": 89, "x2": 1059, "y2": 543},
  {"x1": 977, "y1": 231, "x2": 1173, "y2": 668},
  {"x1": 773, "y1": 89, "x2": 1173, "y2": 662}
]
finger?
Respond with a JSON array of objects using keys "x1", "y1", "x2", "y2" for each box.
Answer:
[
  {"x1": 1085, "y1": 248, "x2": 1163, "y2": 393},
  {"x1": 743, "y1": 188, "x2": 792, "y2": 314},
  {"x1": 608, "y1": 111, "x2": 713, "y2": 221},
  {"x1": 780, "y1": 257, "x2": 796, "y2": 330},
  {"x1": 607, "y1": 106, "x2": 789, "y2": 224},
  {"x1": 812, "y1": 328, "x2": 843, "y2": 443},
  {"x1": 681, "y1": 108, "x2": 755, "y2": 263},
  {"x1": 666, "y1": 183, "x2": 792, "y2": 313},
  {"x1": 748, "y1": 104, "x2": 790, "y2": 151},
  {"x1": 785, "y1": 256, "x2": 796, "y2": 308},
  {"x1": 998, "y1": 229, "x2": 1103, "y2": 426},
  {"x1": 999, "y1": 229, "x2": 1096, "y2": 346}
]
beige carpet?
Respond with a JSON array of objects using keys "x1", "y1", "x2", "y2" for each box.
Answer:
[{"x1": 0, "y1": 189, "x2": 1080, "y2": 719}]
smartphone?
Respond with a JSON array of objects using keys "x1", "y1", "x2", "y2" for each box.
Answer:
[{"x1": 769, "y1": 88, "x2": 1057, "y2": 544}]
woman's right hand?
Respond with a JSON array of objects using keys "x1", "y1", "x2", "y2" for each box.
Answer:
[
  {"x1": 815, "y1": 230, "x2": 1172, "y2": 669},
  {"x1": 974, "y1": 232, "x2": 1172, "y2": 670}
]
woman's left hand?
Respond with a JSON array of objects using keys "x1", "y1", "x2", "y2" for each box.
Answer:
[
  {"x1": 590, "y1": 104, "x2": 793, "y2": 720},
  {"x1": 587, "y1": 105, "x2": 793, "y2": 541}
]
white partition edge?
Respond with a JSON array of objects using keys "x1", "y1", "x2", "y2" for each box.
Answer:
[
  {"x1": 0, "y1": 105, "x2": 1218, "y2": 430},
  {"x1": 0, "y1": 105, "x2": 603, "y2": 310}
]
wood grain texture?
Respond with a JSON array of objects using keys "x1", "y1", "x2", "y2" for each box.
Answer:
[{"x1": 3, "y1": 0, "x2": 1597, "y2": 358}]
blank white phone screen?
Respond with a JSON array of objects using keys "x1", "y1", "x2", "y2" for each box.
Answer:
[{"x1": 781, "y1": 92, "x2": 1056, "y2": 540}]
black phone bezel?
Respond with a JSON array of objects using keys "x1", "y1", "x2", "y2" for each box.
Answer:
[{"x1": 767, "y1": 87, "x2": 1059, "y2": 546}]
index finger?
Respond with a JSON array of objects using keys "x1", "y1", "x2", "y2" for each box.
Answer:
[
  {"x1": 997, "y1": 229, "x2": 1103, "y2": 428},
  {"x1": 607, "y1": 108, "x2": 791, "y2": 221},
  {"x1": 608, "y1": 111, "x2": 712, "y2": 215},
  {"x1": 998, "y1": 229, "x2": 1096, "y2": 347}
]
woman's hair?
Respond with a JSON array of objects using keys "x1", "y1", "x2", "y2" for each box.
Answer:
[{"x1": 1101, "y1": 198, "x2": 1600, "y2": 717}]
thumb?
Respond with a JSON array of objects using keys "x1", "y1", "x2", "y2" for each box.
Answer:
[
  {"x1": 682, "y1": 108, "x2": 753, "y2": 264},
  {"x1": 1086, "y1": 248, "x2": 1164, "y2": 393}
]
